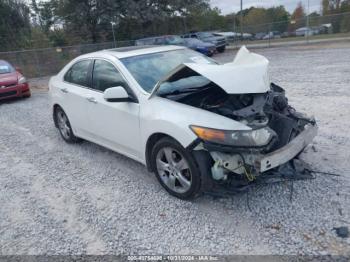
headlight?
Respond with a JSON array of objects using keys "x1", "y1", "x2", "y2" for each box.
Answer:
[
  {"x1": 190, "y1": 125, "x2": 276, "y2": 147},
  {"x1": 18, "y1": 76, "x2": 27, "y2": 84}
]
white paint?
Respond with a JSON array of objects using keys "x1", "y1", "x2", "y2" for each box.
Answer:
[
  {"x1": 49, "y1": 47, "x2": 253, "y2": 166},
  {"x1": 185, "y1": 46, "x2": 270, "y2": 94}
]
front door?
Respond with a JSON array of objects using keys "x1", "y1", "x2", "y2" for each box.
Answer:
[{"x1": 85, "y1": 59, "x2": 142, "y2": 160}]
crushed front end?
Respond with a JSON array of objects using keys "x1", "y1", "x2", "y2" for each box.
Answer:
[
  {"x1": 190, "y1": 83, "x2": 318, "y2": 193},
  {"x1": 155, "y1": 46, "x2": 318, "y2": 194}
]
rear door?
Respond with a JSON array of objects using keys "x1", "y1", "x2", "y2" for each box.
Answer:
[
  {"x1": 59, "y1": 59, "x2": 93, "y2": 137},
  {"x1": 85, "y1": 59, "x2": 142, "y2": 160}
]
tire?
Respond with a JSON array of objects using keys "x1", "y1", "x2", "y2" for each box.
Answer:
[
  {"x1": 151, "y1": 137, "x2": 202, "y2": 200},
  {"x1": 217, "y1": 46, "x2": 226, "y2": 53},
  {"x1": 54, "y1": 106, "x2": 80, "y2": 143}
]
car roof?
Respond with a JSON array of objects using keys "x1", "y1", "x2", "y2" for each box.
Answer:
[
  {"x1": 87, "y1": 45, "x2": 186, "y2": 59},
  {"x1": 137, "y1": 35, "x2": 179, "y2": 40}
]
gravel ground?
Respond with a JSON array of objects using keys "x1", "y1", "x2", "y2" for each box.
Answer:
[{"x1": 0, "y1": 43, "x2": 350, "y2": 256}]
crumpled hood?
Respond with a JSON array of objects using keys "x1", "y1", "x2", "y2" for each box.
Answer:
[
  {"x1": 150, "y1": 46, "x2": 270, "y2": 98},
  {"x1": 183, "y1": 46, "x2": 270, "y2": 94}
]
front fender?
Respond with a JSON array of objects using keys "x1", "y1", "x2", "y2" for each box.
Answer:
[{"x1": 140, "y1": 96, "x2": 251, "y2": 159}]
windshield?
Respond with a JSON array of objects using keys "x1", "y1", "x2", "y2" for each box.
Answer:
[
  {"x1": 165, "y1": 36, "x2": 184, "y2": 45},
  {"x1": 0, "y1": 61, "x2": 14, "y2": 74},
  {"x1": 120, "y1": 49, "x2": 215, "y2": 92},
  {"x1": 198, "y1": 32, "x2": 214, "y2": 38},
  {"x1": 157, "y1": 66, "x2": 211, "y2": 96}
]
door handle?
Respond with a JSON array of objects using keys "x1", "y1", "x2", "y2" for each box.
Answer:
[
  {"x1": 86, "y1": 97, "x2": 97, "y2": 104},
  {"x1": 59, "y1": 87, "x2": 68, "y2": 93}
]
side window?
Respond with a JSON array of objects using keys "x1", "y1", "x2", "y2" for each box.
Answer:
[
  {"x1": 154, "y1": 38, "x2": 164, "y2": 45},
  {"x1": 92, "y1": 60, "x2": 129, "y2": 92},
  {"x1": 191, "y1": 34, "x2": 197, "y2": 38},
  {"x1": 64, "y1": 60, "x2": 91, "y2": 87}
]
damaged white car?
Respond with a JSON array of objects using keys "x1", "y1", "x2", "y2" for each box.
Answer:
[{"x1": 49, "y1": 45, "x2": 318, "y2": 199}]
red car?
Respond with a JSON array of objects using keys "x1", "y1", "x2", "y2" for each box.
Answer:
[{"x1": 0, "y1": 60, "x2": 30, "y2": 101}]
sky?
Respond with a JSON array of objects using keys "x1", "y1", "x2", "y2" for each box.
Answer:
[{"x1": 210, "y1": 0, "x2": 322, "y2": 15}]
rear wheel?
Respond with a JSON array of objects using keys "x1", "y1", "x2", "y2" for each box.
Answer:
[
  {"x1": 55, "y1": 107, "x2": 80, "y2": 143},
  {"x1": 151, "y1": 137, "x2": 202, "y2": 199}
]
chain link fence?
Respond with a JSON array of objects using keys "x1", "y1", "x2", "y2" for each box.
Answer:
[
  {"x1": 0, "y1": 40, "x2": 134, "y2": 78},
  {"x1": 0, "y1": 13, "x2": 349, "y2": 79},
  {"x1": 227, "y1": 12, "x2": 350, "y2": 46}
]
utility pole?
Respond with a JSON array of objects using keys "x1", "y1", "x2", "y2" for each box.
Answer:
[
  {"x1": 111, "y1": 21, "x2": 116, "y2": 48},
  {"x1": 240, "y1": 0, "x2": 243, "y2": 41},
  {"x1": 306, "y1": 0, "x2": 310, "y2": 43},
  {"x1": 183, "y1": 17, "x2": 187, "y2": 33},
  {"x1": 233, "y1": 14, "x2": 236, "y2": 46}
]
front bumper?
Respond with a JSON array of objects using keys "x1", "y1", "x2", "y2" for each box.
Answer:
[
  {"x1": 197, "y1": 47, "x2": 216, "y2": 56},
  {"x1": 215, "y1": 43, "x2": 226, "y2": 49},
  {"x1": 257, "y1": 123, "x2": 318, "y2": 172},
  {"x1": 203, "y1": 123, "x2": 318, "y2": 178},
  {"x1": 0, "y1": 83, "x2": 30, "y2": 100},
  {"x1": 192, "y1": 123, "x2": 318, "y2": 196}
]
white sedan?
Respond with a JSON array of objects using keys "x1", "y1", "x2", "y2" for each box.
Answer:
[{"x1": 49, "y1": 45, "x2": 317, "y2": 199}]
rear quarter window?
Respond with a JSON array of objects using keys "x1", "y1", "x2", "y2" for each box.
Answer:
[{"x1": 64, "y1": 60, "x2": 91, "y2": 87}]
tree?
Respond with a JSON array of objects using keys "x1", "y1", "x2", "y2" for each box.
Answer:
[
  {"x1": 31, "y1": 0, "x2": 55, "y2": 33},
  {"x1": 116, "y1": 0, "x2": 211, "y2": 36},
  {"x1": 240, "y1": 6, "x2": 289, "y2": 34},
  {"x1": 50, "y1": 0, "x2": 117, "y2": 43},
  {"x1": 289, "y1": 2, "x2": 306, "y2": 31},
  {"x1": 267, "y1": 6, "x2": 290, "y2": 32},
  {"x1": 243, "y1": 8, "x2": 269, "y2": 33},
  {"x1": 309, "y1": 11, "x2": 321, "y2": 26},
  {"x1": 0, "y1": 0, "x2": 32, "y2": 51},
  {"x1": 321, "y1": 0, "x2": 350, "y2": 33},
  {"x1": 339, "y1": 0, "x2": 350, "y2": 32},
  {"x1": 322, "y1": 0, "x2": 331, "y2": 15}
]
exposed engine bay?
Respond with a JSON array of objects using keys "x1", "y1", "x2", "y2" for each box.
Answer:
[
  {"x1": 172, "y1": 81, "x2": 316, "y2": 152},
  {"x1": 158, "y1": 67, "x2": 317, "y2": 193},
  {"x1": 154, "y1": 46, "x2": 318, "y2": 194}
]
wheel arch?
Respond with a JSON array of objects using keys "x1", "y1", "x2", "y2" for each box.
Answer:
[
  {"x1": 52, "y1": 104, "x2": 62, "y2": 128},
  {"x1": 145, "y1": 133, "x2": 180, "y2": 172},
  {"x1": 145, "y1": 132, "x2": 215, "y2": 197}
]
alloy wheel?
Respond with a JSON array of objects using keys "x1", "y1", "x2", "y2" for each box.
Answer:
[
  {"x1": 57, "y1": 110, "x2": 71, "y2": 140},
  {"x1": 156, "y1": 147, "x2": 192, "y2": 194}
]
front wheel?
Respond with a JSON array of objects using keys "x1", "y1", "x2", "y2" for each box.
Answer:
[{"x1": 151, "y1": 137, "x2": 202, "y2": 199}]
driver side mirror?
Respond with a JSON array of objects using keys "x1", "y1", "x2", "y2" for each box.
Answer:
[{"x1": 103, "y1": 86, "x2": 137, "y2": 103}]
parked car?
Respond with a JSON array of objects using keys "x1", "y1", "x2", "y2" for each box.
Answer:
[
  {"x1": 295, "y1": 27, "x2": 319, "y2": 36},
  {"x1": 49, "y1": 45, "x2": 317, "y2": 199},
  {"x1": 183, "y1": 38, "x2": 216, "y2": 56},
  {"x1": 135, "y1": 35, "x2": 185, "y2": 46},
  {"x1": 213, "y1": 32, "x2": 237, "y2": 42},
  {"x1": 263, "y1": 31, "x2": 281, "y2": 40},
  {"x1": 254, "y1": 32, "x2": 266, "y2": 40},
  {"x1": 241, "y1": 33, "x2": 254, "y2": 40},
  {"x1": 135, "y1": 35, "x2": 215, "y2": 56},
  {"x1": 183, "y1": 32, "x2": 226, "y2": 53},
  {"x1": 0, "y1": 60, "x2": 30, "y2": 101}
]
